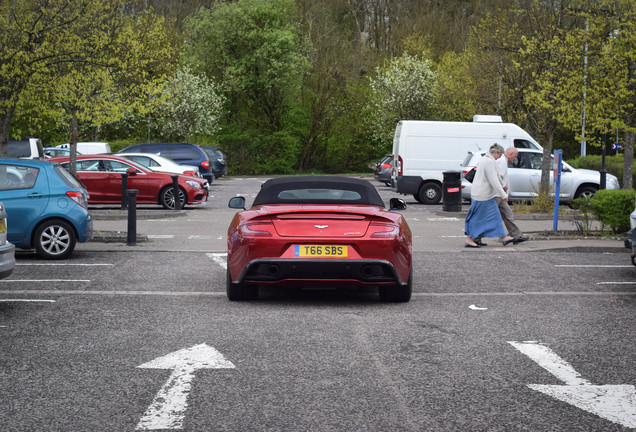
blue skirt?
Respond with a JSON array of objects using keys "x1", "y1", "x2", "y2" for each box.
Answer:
[{"x1": 465, "y1": 198, "x2": 506, "y2": 238}]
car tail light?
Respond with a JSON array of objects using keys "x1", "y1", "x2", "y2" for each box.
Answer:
[
  {"x1": 239, "y1": 221, "x2": 274, "y2": 237},
  {"x1": 380, "y1": 163, "x2": 391, "y2": 169},
  {"x1": 66, "y1": 191, "x2": 87, "y2": 208},
  {"x1": 370, "y1": 222, "x2": 399, "y2": 238},
  {"x1": 201, "y1": 161, "x2": 210, "y2": 170},
  {"x1": 397, "y1": 156, "x2": 403, "y2": 176},
  {"x1": 183, "y1": 170, "x2": 197, "y2": 176}
]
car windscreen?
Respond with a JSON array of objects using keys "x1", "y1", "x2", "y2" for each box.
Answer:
[
  {"x1": 461, "y1": 153, "x2": 474, "y2": 167},
  {"x1": 253, "y1": 177, "x2": 385, "y2": 206},
  {"x1": 8, "y1": 140, "x2": 31, "y2": 158}
]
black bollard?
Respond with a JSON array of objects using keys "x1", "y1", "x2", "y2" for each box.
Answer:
[
  {"x1": 121, "y1": 172, "x2": 129, "y2": 209},
  {"x1": 127, "y1": 189, "x2": 138, "y2": 246},
  {"x1": 171, "y1": 175, "x2": 181, "y2": 210}
]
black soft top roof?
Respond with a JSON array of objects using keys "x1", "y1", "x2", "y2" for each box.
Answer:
[{"x1": 252, "y1": 176, "x2": 385, "y2": 207}]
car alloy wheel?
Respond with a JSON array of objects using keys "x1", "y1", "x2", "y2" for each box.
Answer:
[
  {"x1": 33, "y1": 219, "x2": 76, "y2": 260},
  {"x1": 160, "y1": 186, "x2": 186, "y2": 210}
]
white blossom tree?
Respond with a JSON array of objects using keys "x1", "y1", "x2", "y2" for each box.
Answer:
[
  {"x1": 153, "y1": 66, "x2": 225, "y2": 141},
  {"x1": 367, "y1": 53, "x2": 437, "y2": 145}
]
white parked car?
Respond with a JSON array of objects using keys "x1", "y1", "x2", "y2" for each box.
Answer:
[
  {"x1": 460, "y1": 149, "x2": 620, "y2": 203},
  {"x1": 117, "y1": 153, "x2": 201, "y2": 177},
  {"x1": 0, "y1": 201, "x2": 16, "y2": 279}
]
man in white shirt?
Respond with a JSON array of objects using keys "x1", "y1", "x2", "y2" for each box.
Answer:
[{"x1": 496, "y1": 147, "x2": 528, "y2": 244}]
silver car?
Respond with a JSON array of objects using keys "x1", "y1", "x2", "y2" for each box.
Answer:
[
  {"x1": 460, "y1": 149, "x2": 620, "y2": 202},
  {"x1": 0, "y1": 201, "x2": 16, "y2": 279}
]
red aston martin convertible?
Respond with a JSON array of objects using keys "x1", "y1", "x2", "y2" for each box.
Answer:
[{"x1": 226, "y1": 176, "x2": 412, "y2": 302}]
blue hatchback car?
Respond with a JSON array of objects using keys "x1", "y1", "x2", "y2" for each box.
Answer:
[{"x1": 0, "y1": 159, "x2": 93, "y2": 259}]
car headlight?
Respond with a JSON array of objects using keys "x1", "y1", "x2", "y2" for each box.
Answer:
[
  {"x1": 186, "y1": 180, "x2": 202, "y2": 189},
  {"x1": 608, "y1": 175, "x2": 620, "y2": 189}
]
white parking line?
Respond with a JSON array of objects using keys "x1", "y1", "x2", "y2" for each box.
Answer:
[
  {"x1": 556, "y1": 265, "x2": 633, "y2": 268},
  {"x1": 0, "y1": 279, "x2": 90, "y2": 283},
  {"x1": 596, "y1": 281, "x2": 636, "y2": 285},
  {"x1": 16, "y1": 263, "x2": 113, "y2": 266},
  {"x1": 147, "y1": 235, "x2": 175, "y2": 239},
  {"x1": 0, "y1": 299, "x2": 56, "y2": 303},
  {"x1": 206, "y1": 253, "x2": 227, "y2": 270}
]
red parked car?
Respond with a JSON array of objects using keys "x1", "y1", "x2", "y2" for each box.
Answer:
[
  {"x1": 226, "y1": 176, "x2": 412, "y2": 302},
  {"x1": 51, "y1": 155, "x2": 208, "y2": 209}
]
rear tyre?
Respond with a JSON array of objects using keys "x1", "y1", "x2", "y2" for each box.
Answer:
[
  {"x1": 33, "y1": 219, "x2": 76, "y2": 260},
  {"x1": 379, "y1": 268, "x2": 412, "y2": 302},
  {"x1": 159, "y1": 186, "x2": 186, "y2": 210},
  {"x1": 226, "y1": 267, "x2": 258, "y2": 301},
  {"x1": 417, "y1": 182, "x2": 442, "y2": 205}
]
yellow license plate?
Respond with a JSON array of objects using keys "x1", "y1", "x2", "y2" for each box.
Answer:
[{"x1": 294, "y1": 245, "x2": 348, "y2": 257}]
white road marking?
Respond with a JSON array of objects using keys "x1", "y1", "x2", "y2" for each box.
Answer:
[
  {"x1": 427, "y1": 217, "x2": 461, "y2": 221},
  {"x1": 188, "y1": 235, "x2": 217, "y2": 240},
  {"x1": 0, "y1": 279, "x2": 90, "y2": 283},
  {"x1": 16, "y1": 263, "x2": 113, "y2": 266},
  {"x1": 136, "y1": 344, "x2": 235, "y2": 430},
  {"x1": 147, "y1": 235, "x2": 175, "y2": 239},
  {"x1": 0, "y1": 299, "x2": 56, "y2": 303},
  {"x1": 555, "y1": 265, "x2": 633, "y2": 268},
  {"x1": 596, "y1": 281, "x2": 636, "y2": 285},
  {"x1": 206, "y1": 253, "x2": 227, "y2": 270},
  {"x1": 468, "y1": 304, "x2": 488, "y2": 310},
  {"x1": 509, "y1": 341, "x2": 636, "y2": 428}
]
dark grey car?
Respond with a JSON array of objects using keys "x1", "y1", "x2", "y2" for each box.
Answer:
[{"x1": 373, "y1": 154, "x2": 393, "y2": 186}]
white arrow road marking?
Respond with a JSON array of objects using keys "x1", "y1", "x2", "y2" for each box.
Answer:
[
  {"x1": 136, "y1": 343, "x2": 235, "y2": 430},
  {"x1": 509, "y1": 341, "x2": 636, "y2": 428},
  {"x1": 206, "y1": 253, "x2": 227, "y2": 270}
]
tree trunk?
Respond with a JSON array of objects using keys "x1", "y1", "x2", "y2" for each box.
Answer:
[
  {"x1": 69, "y1": 113, "x2": 79, "y2": 177},
  {"x1": 539, "y1": 123, "x2": 555, "y2": 194},
  {"x1": 0, "y1": 105, "x2": 16, "y2": 158},
  {"x1": 623, "y1": 130, "x2": 634, "y2": 190}
]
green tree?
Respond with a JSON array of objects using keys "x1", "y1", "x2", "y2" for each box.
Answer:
[
  {"x1": 0, "y1": 0, "x2": 103, "y2": 156},
  {"x1": 553, "y1": 1, "x2": 635, "y2": 189},
  {"x1": 183, "y1": 0, "x2": 309, "y2": 174},
  {"x1": 184, "y1": 0, "x2": 308, "y2": 133},
  {"x1": 49, "y1": 5, "x2": 178, "y2": 173},
  {"x1": 295, "y1": 0, "x2": 379, "y2": 172},
  {"x1": 467, "y1": 1, "x2": 583, "y2": 194}
]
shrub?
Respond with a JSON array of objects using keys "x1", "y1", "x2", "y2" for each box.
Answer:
[
  {"x1": 570, "y1": 196, "x2": 594, "y2": 235},
  {"x1": 567, "y1": 154, "x2": 634, "y2": 188},
  {"x1": 588, "y1": 189, "x2": 636, "y2": 234}
]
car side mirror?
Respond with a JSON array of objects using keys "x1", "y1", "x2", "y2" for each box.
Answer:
[
  {"x1": 389, "y1": 198, "x2": 407, "y2": 210},
  {"x1": 126, "y1": 167, "x2": 137, "y2": 176},
  {"x1": 229, "y1": 196, "x2": 246, "y2": 210}
]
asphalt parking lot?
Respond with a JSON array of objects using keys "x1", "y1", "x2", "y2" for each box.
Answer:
[{"x1": 2, "y1": 176, "x2": 634, "y2": 431}]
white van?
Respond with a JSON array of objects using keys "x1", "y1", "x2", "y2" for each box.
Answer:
[
  {"x1": 392, "y1": 115, "x2": 542, "y2": 204},
  {"x1": 8, "y1": 138, "x2": 44, "y2": 159},
  {"x1": 56, "y1": 142, "x2": 111, "y2": 154}
]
